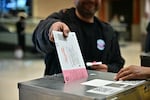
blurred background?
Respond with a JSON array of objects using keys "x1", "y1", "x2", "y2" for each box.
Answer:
[{"x1": 0, "y1": 0, "x2": 150, "y2": 100}]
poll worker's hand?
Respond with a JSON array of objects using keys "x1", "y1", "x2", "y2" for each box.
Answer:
[
  {"x1": 49, "y1": 22, "x2": 70, "y2": 42},
  {"x1": 91, "y1": 64, "x2": 108, "y2": 72},
  {"x1": 114, "y1": 65, "x2": 149, "y2": 81}
]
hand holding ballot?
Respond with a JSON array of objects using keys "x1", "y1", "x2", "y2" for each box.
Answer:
[{"x1": 49, "y1": 22, "x2": 70, "y2": 42}]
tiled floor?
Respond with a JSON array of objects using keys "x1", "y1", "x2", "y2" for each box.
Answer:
[{"x1": 0, "y1": 42, "x2": 141, "y2": 100}]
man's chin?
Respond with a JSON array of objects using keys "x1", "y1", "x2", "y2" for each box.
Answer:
[{"x1": 82, "y1": 13, "x2": 95, "y2": 19}]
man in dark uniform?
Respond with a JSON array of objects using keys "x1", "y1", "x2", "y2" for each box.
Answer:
[{"x1": 32, "y1": 0, "x2": 125, "y2": 75}]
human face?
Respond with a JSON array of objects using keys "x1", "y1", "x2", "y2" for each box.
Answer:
[{"x1": 75, "y1": 0, "x2": 101, "y2": 18}]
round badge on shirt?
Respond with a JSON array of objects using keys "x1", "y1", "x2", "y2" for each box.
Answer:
[{"x1": 97, "y1": 39, "x2": 105, "y2": 50}]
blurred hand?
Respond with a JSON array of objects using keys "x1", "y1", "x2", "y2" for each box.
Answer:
[
  {"x1": 91, "y1": 64, "x2": 108, "y2": 72},
  {"x1": 114, "y1": 65, "x2": 149, "y2": 81},
  {"x1": 48, "y1": 22, "x2": 70, "y2": 42}
]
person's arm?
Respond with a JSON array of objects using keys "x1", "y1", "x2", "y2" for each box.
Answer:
[
  {"x1": 107, "y1": 32, "x2": 125, "y2": 73},
  {"x1": 90, "y1": 29, "x2": 124, "y2": 73},
  {"x1": 114, "y1": 65, "x2": 150, "y2": 80},
  {"x1": 32, "y1": 9, "x2": 69, "y2": 55}
]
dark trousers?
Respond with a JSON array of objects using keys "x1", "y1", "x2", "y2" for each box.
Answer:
[{"x1": 18, "y1": 34, "x2": 25, "y2": 51}]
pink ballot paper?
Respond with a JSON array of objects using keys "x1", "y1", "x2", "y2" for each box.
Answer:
[{"x1": 53, "y1": 31, "x2": 88, "y2": 83}]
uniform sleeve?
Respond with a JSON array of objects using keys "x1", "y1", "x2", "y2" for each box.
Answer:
[
  {"x1": 32, "y1": 10, "x2": 65, "y2": 55},
  {"x1": 107, "y1": 31, "x2": 125, "y2": 73}
]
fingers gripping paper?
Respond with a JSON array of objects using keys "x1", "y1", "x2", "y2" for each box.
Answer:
[{"x1": 53, "y1": 31, "x2": 88, "y2": 83}]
